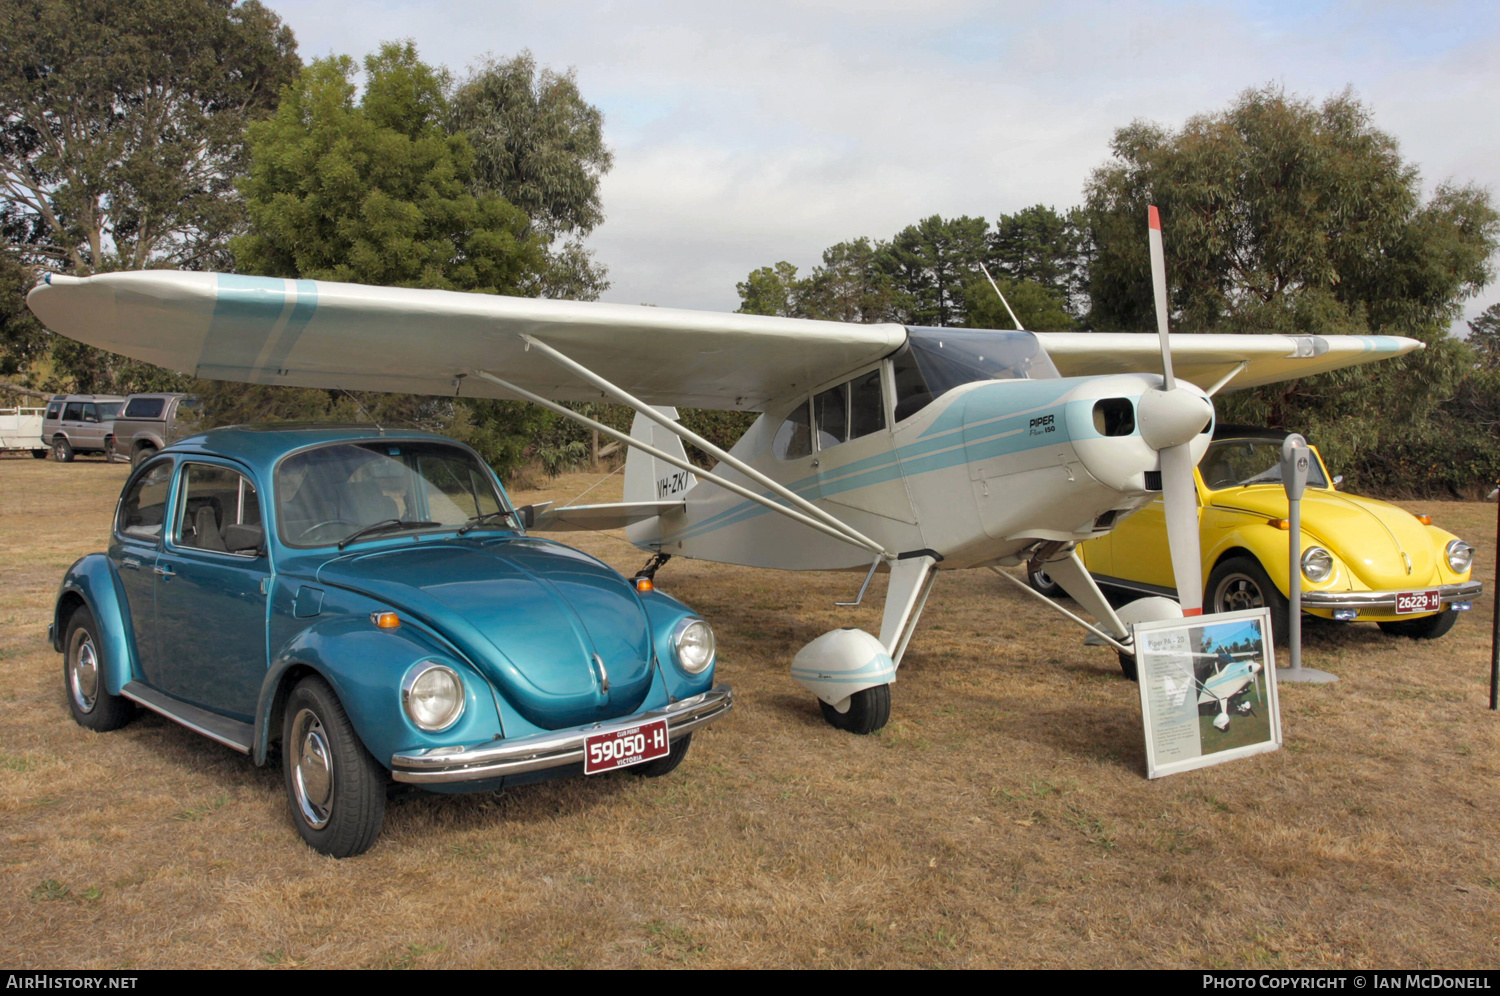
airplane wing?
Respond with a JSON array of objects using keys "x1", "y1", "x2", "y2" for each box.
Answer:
[
  {"x1": 533, "y1": 501, "x2": 685, "y2": 531},
  {"x1": 26, "y1": 271, "x2": 1421, "y2": 411},
  {"x1": 1034, "y1": 331, "x2": 1421, "y2": 392},
  {"x1": 25, "y1": 271, "x2": 904, "y2": 411}
]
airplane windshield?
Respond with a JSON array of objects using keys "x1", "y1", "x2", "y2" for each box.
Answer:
[{"x1": 893, "y1": 328, "x2": 1058, "y2": 421}]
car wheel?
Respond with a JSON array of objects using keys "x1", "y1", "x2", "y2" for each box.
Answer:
[
  {"x1": 1377, "y1": 610, "x2": 1459, "y2": 640},
  {"x1": 628, "y1": 732, "x2": 693, "y2": 778},
  {"x1": 63, "y1": 606, "x2": 135, "y2": 732},
  {"x1": 1207, "y1": 556, "x2": 1290, "y2": 645},
  {"x1": 53, "y1": 437, "x2": 74, "y2": 462},
  {"x1": 282, "y1": 675, "x2": 386, "y2": 858},
  {"x1": 104, "y1": 436, "x2": 117, "y2": 462},
  {"x1": 31, "y1": 448, "x2": 47, "y2": 459},
  {"x1": 1027, "y1": 564, "x2": 1067, "y2": 598},
  {"x1": 130, "y1": 444, "x2": 157, "y2": 468},
  {"x1": 818, "y1": 683, "x2": 891, "y2": 735}
]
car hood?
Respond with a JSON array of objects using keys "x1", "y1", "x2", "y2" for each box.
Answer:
[
  {"x1": 1208, "y1": 487, "x2": 1436, "y2": 588},
  {"x1": 317, "y1": 538, "x2": 655, "y2": 730}
]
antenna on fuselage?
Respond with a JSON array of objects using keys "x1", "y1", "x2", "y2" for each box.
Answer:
[{"x1": 979, "y1": 262, "x2": 1024, "y2": 331}]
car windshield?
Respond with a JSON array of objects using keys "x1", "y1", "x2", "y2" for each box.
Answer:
[
  {"x1": 1199, "y1": 438, "x2": 1328, "y2": 490},
  {"x1": 276, "y1": 441, "x2": 508, "y2": 547}
]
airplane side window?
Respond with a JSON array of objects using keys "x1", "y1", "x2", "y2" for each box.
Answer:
[
  {"x1": 848, "y1": 369, "x2": 886, "y2": 439},
  {"x1": 772, "y1": 401, "x2": 812, "y2": 460},
  {"x1": 892, "y1": 346, "x2": 933, "y2": 422},
  {"x1": 814, "y1": 384, "x2": 848, "y2": 450}
]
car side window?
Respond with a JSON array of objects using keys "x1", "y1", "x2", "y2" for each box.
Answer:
[
  {"x1": 124, "y1": 397, "x2": 164, "y2": 419},
  {"x1": 173, "y1": 463, "x2": 261, "y2": 554},
  {"x1": 772, "y1": 401, "x2": 812, "y2": 460},
  {"x1": 119, "y1": 461, "x2": 173, "y2": 540},
  {"x1": 814, "y1": 384, "x2": 848, "y2": 450},
  {"x1": 46, "y1": 403, "x2": 61, "y2": 419},
  {"x1": 82, "y1": 403, "x2": 99, "y2": 423},
  {"x1": 63, "y1": 402, "x2": 82, "y2": 421}
]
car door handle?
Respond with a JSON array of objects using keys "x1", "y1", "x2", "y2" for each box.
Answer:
[{"x1": 153, "y1": 565, "x2": 176, "y2": 578}]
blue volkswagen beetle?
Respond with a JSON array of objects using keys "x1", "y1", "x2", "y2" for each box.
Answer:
[{"x1": 50, "y1": 425, "x2": 733, "y2": 857}]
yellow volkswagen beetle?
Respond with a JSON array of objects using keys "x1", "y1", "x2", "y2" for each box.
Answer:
[{"x1": 1030, "y1": 426, "x2": 1482, "y2": 641}]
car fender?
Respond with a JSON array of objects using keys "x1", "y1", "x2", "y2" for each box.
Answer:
[
  {"x1": 1203, "y1": 519, "x2": 1343, "y2": 600},
  {"x1": 52, "y1": 554, "x2": 139, "y2": 696},
  {"x1": 253, "y1": 614, "x2": 503, "y2": 769},
  {"x1": 638, "y1": 588, "x2": 717, "y2": 700}
]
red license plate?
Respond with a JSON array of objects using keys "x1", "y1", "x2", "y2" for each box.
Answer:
[
  {"x1": 584, "y1": 719, "x2": 670, "y2": 774},
  {"x1": 1395, "y1": 590, "x2": 1441, "y2": 614}
]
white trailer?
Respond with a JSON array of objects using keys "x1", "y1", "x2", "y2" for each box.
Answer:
[{"x1": 0, "y1": 407, "x2": 48, "y2": 457}]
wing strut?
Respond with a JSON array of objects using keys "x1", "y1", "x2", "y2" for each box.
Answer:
[
  {"x1": 512, "y1": 334, "x2": 894, "y2": 558},
  {"x1": 470, "y1": 369, "x2": 891, "y2": 557}
]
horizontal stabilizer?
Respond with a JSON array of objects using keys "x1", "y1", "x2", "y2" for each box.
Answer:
[{"x1": 533, "y1": 501, "x2": 686, "y2": 532}]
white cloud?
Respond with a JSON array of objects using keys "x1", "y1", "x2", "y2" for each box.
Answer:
[{"x1": 268, "y1": 0, "x2": 1500, "y2": 326}]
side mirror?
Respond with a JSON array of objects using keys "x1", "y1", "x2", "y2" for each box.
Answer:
[
  {"x1": 223, "y1": 523, "x2": 264, "y2": 554},
  {"x1": 515, "y1": 505, "x2": 537, "y2": 529},
  {"x1": 1332, "y1": 475, "x2": 1344, "y2": 490}
]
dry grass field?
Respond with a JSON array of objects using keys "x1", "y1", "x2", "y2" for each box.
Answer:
[{"x1": 1, "y1": 453, "x2": 1497, "y2": 969}]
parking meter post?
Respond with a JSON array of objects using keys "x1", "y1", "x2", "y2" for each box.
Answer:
[{"x1": 1278, "y1": 435, "x2": 1336, "y2": 685}]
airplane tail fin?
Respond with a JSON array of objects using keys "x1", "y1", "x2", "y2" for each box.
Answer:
[{"x1": 623, "y1": 407, "x2": 698, "y2": 504}]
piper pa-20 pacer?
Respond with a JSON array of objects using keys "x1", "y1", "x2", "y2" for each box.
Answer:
[{"x1": 28, "y1": 210, "x2": 1419, "y2": 733}]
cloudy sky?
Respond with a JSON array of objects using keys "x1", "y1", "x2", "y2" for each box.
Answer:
[{"x1": 271, "y1": 1, "x2": 1500, "y2": 331}]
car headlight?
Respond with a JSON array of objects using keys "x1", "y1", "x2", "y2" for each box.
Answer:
[
  {"x1": 672, "y1": 618, "x2": 715, "y2": 675},
  {"x1": 1446, "y1": 539, "x2": 1474, "y2": 574},
  {"x1": 402, "y1": 663, "x2": 465, "y2": 731},
  {"x1": 1301, "y1": 546, "x2": 1334, "y2": 583}
]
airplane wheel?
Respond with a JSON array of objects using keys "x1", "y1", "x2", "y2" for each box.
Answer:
[
  {"x1": 818, "y1": 684, "x2": 890, "y2": 735},
  {"x1": 1207, "y1": 556, "x2": 1289, "y2": 645},
  {"x1": 1377, "y1": 610, "x2": 1458, "y2": 640},
  {"x1": 1027, "y1": 564, "x2": 1067, "y2": 599}
]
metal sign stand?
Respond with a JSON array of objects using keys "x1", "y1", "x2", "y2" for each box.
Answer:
[
  {"x1": 1489, "y1": 482, "x2": 1497, "y2": 711},
  {"x1": 1279, "y1": 434, "x2": 1337, "y2": 684}
]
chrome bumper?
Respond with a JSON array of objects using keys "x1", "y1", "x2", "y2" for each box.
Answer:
[
  {"x1": 389, "y1": 684, "x2": 734, "y2": 785},
  {"x1": 1302, "y1": 580, "x2": 1483, "y2": 612}
]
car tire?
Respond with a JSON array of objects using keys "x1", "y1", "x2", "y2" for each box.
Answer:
[
  {"x1": 130, "y1": 444, "x2": 157, "y2": 468},
  {"x1": 818, "y1": 683, "x2": 891, "y2": 735},
  {"x1": 1207, "y1": 556, "x2": 1290, "y2": 645},
  {"x1": 282, "y1": 675, "x2": 386, "y2": 858},
  {"x1": 628, "y1": 732, "x2": 692, "y2": 778},
  {"x1": 31, "y1": 449, "x2": 47, "y2": 459},
  {"x1": 1027, "y1": 564, "x2": 1067, "y2": 599},
  {"x1": 52, "y1": 437, "x2": 74, "y2": 462},
  {"x1": 1377, "y1": 610, "x2": 1459, "y2": 640},
  {"x1": 104, "y1": 436, "x2": 117, "y2": 463},
  {"x1": 63, "y1": 606, "x2": 135, "y2": 732}
]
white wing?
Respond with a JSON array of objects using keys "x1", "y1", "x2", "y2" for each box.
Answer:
[
  {"x1": 26, "y1": 271, "x2": 903, "y2": 411},
  {"x1": 27, "y1": 270, "x2": 1421, "y2": 410}
]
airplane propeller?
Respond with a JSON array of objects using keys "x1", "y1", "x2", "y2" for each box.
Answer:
[{"x1": 1139, "y1": 205, "x2": 1213, "y2": 615}]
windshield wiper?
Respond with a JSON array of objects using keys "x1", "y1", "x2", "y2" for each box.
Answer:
[
  {"x1": 456, "y1": 509, "x2": 517, "y2": 536},
  {"x1": 338, "y1": 518, "x2": 441, "y2": 550}
]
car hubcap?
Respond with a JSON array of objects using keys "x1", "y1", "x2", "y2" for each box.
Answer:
[
  {"x1": 290, "y1": 709, "x2": 334, "y2": 830},
  {"x1": 68, "y1": 630, "x2": 98, "y2": 712},
  {"x1": 1215, "y1": 573, "x2": 1264, "y2": 613}
]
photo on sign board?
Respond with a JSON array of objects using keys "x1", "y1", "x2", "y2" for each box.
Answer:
[{"x1": 1134, "y1": 608, "x2": 1281, "y2": 779}]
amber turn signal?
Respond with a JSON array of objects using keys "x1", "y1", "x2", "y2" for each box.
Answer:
[
  {"x1": 371, "y1": 611, "x2": 401, "y2": 629},
  {"x1": 1415, "y1": 514, "x2": 1432, "y2": 525},
  {"x1": 633, "y1": 577, "x2": 654, "y2": 593},
  {"x1": 1267, "y1": 518, "x2": 1290, "y2": 530}
]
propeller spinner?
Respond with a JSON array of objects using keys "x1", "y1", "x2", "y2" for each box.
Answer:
[{"x1": 1142, "y1": 206, "x2": 1213, "y2": 615}]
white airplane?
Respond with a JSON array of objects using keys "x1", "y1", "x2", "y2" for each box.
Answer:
[
  {"x1": 27, "y1": 210, "x2": 1419, "y2": 734},
  {"x1": 1158, "y1": 648, "x2": 1263, "y2": 731}
]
